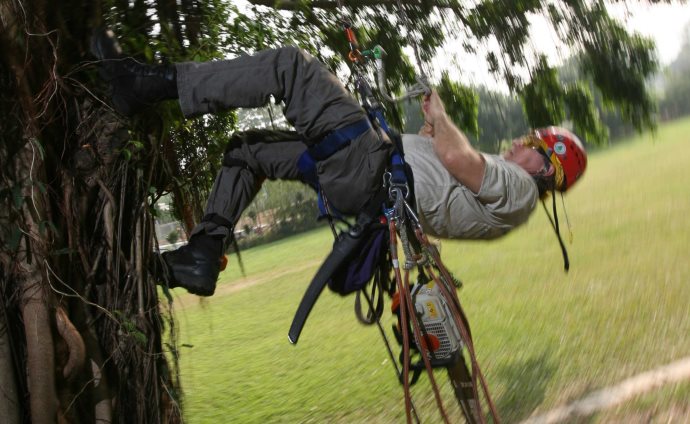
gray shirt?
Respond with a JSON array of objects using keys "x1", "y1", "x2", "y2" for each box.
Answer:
[{"x1": 402, "y1": 134, "x2": 538, "y2": 240}]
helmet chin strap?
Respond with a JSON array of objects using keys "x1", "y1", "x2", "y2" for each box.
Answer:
[{"x1": 541, "y1": 190, "x2": 570, "y2": 272}]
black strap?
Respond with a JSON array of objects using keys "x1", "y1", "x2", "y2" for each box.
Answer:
[
  {"x1": 541, "y1": 193, "x2": 570, "y2": 272},
  {"x1": 288, "y1": 188, "x2": 388, "y2": 344}
]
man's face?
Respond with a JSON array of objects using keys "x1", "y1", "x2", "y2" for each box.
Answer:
[{"x1": 503, "y1": 138, "x2": 549, "y2": 176}]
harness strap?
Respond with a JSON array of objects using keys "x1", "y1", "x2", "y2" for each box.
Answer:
[
  {"x1": 297, "y1": 117, "x2": 373, "y2": 217},
  {"x1": 390, "y1": 152, "x2": 407, "y2": 186},
  {"x1": 297, "y1": 118, "x2": 373, "y2": 184},
  {"x1": 288, "y1": 188, "x2": 388, "y2": 344},
  {"x1": 368, "y1": 108, "x2": 391, "y2": 134},
  {"x1": 309, "y1": 118, "x2": 372, "y2": 160}
]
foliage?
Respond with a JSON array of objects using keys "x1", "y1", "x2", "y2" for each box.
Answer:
[
  {"x1": 473, "y1": 86, "x2": 529, "y2": 154},
  {"x1": 574, "y1": 3, "x2": 658, "y2": 131},
  {"x1": 660, "y1": 74, "x2": 690, "y2": 120},
  {"x1": 522, "y1": 57, "x2": 567, "y2": 127},
  {"x1": 437, "y1": 72, "x2": 480, "y2": 137},
  {"x1": 166, "y1": 229, "x2": 180, "y2": 245}
]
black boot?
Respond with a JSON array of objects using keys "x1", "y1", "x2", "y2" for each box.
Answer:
[
  {"x1": 90, "y1": 28, "x2": 178, "y2": 116},
  {"x1": 161, "y1": 233, "x2": 224, "y2": 296}
]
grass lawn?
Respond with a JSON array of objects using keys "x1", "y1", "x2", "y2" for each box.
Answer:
[{"x1": 169, "y1": 117, "x2": 690, "y2": 423}]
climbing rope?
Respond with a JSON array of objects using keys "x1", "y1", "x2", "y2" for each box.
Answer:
[{"x1": 390, "y1": 190, "x2": 502, "y2": 424}]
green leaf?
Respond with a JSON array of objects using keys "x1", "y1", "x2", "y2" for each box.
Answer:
[
  {"x1": 128, "y1": 140, "x2": 145, "y2": 150},
  {"x1": 144, "y1": 45, "x2": 154, "y2": 62},
  {"x1": 132, "y1": 330, "x2": 148, "y2": 346},
  {"x1": 521, "y1": 57, "x2": 565, "y2": 128},
  {"x1": 438, "y1": 73, "x2": 480, "y2": 137}
]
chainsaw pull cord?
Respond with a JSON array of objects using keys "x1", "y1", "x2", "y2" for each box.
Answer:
[{"x1": 540, "y1": 190, "x2": 570, "y2": 272}]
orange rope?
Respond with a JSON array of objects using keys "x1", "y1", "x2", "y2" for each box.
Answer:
[
  {"x1": 415, "y1": 228, "x2": 502, "y2": 423},
  {"x1": 389, "y1": 220, "x2": 413, "y2": 424},
  {"x1": 401, "y1": 268, "x2": 452, "y2": 423}
]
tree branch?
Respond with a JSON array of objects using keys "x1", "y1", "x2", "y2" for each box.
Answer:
[{"x1": 247, "y1": 0, "x2": 460, "y2": 11}]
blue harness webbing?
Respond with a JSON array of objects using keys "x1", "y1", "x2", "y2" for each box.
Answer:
[
  {"x1": 297, "y1": 118, "x2": 372, "y2": 184},
  {"x1": 389, "y1": 150, "x2": 407, "y2": 186},
  {"x1": 296, "y1": 108, "x2": 411, "y2": 217}
]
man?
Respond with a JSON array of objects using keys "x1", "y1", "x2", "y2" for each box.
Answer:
[{"x1": 92, "y1": 30, "x2": 587, "y2": 296}]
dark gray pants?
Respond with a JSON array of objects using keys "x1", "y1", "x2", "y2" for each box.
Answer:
[{"x1": 176, "y1": 47, "x2": 390, "y2": 241}]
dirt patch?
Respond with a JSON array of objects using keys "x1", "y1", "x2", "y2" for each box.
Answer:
[
  {"x1": 521, "y1": 357, "x2": 690, "y2": 423},
  {"x1": 600, "y1": 404, "x2": 690, "y2": 424},
  {"x1": 172, "y1": 259, "x2": 322, "y2": 308},
  {"x1": 215, "y1": 259, "x2": 322, "y2": 296}
]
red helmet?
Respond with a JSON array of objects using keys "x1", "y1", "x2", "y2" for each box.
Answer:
[{"x1": 532, "y1": 127, "x2": 587, "y2": 191}]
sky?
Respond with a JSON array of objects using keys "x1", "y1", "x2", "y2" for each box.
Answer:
[
  {"x1": 438, "y1": 2, "x2": 690, "y2": 90},
  {"x1": 232, "y1": 0, "x2": 690, "y2": 90},
  {"x1": 607, "y1": 2, "x2": 690, "y2": 65}
]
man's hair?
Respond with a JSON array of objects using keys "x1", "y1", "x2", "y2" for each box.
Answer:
[{"x1": 534, "y1": 174, "x2": 556, "y2": 199}]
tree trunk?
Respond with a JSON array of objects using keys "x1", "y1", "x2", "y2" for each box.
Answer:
[{"x1": 0, "y1": 302, "x2": 20, "y2": 424}]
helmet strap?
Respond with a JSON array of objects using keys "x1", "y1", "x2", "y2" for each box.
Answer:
[
  {"x1": 541, "y1": 191, "x2": 570, "y2": 272},
  {"x1": 560, "y1": 191, "x2": 573, "y2": 244}
]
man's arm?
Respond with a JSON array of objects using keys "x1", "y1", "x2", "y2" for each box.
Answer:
[{"x1": 422, "y1": 91, "x2": 485, "y2": 194}]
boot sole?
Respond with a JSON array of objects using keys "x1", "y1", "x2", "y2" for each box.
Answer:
[{"x1": 167, "y1": 266, "x2": 218, "y2": 296}]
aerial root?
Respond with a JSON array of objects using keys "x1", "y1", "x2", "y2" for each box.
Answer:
[{"x1": 55, "y1": 306, "x2": 86, "y2": 380}]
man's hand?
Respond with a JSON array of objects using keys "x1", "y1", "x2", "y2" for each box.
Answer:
[
  {"x1": 420, "y1": 89, "x2": 485, "y2": 194},
  {"x1": 422, "y1": 90, "x2": 447, "y2": 127}
]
